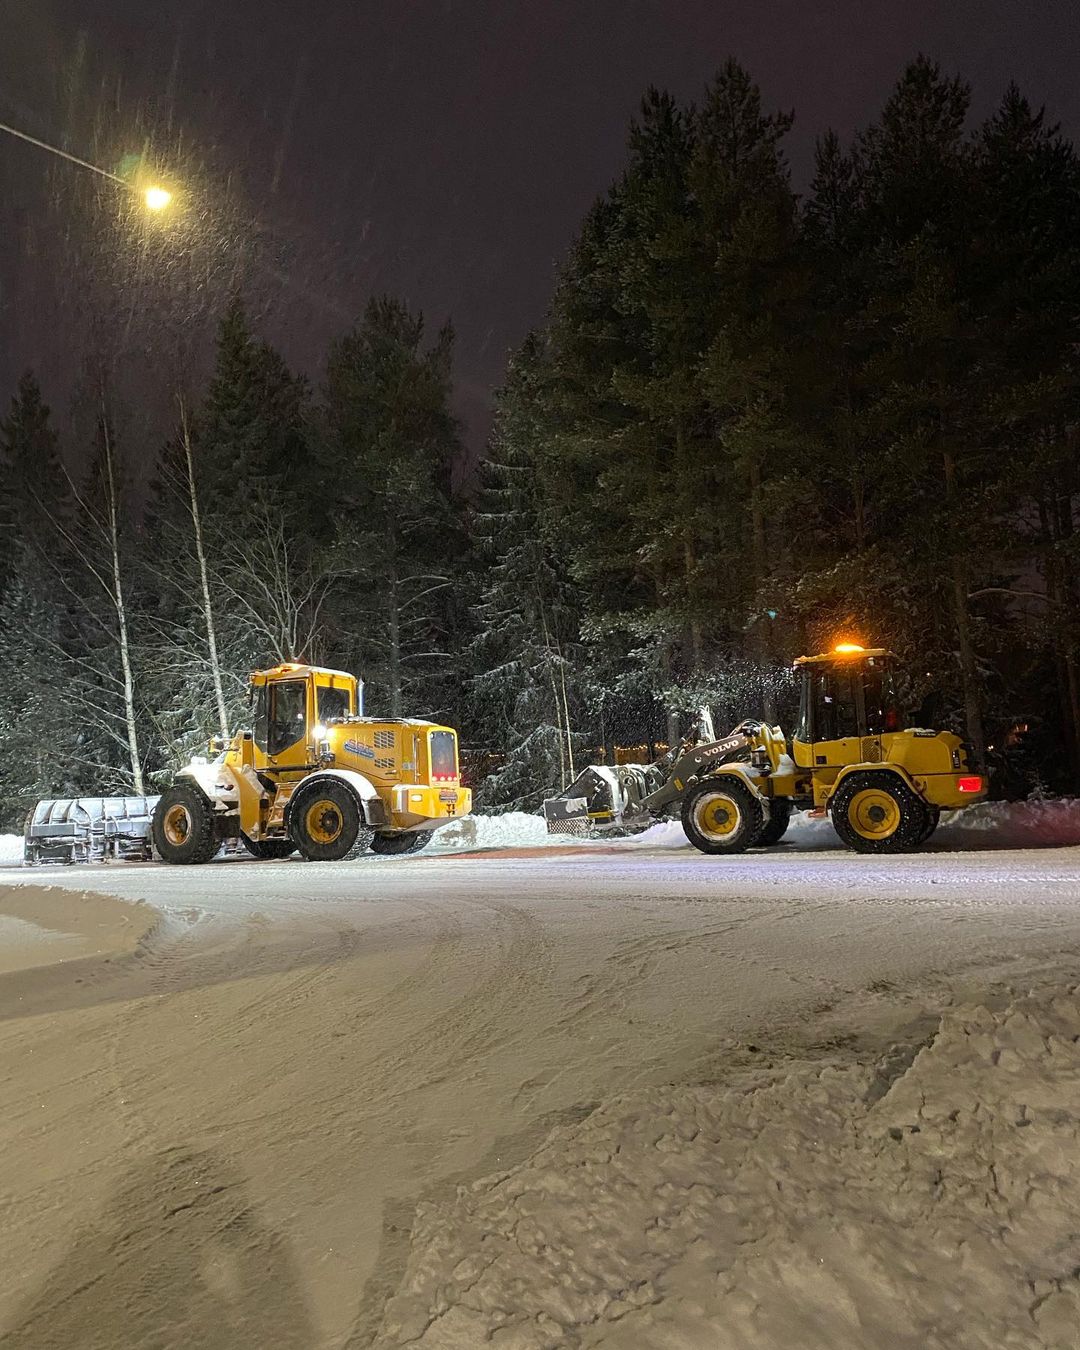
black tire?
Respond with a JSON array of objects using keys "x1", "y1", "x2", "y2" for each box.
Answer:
[
  {"x1": 681, "y1": 776, "x2": 765, "y2": 855},
  {"x1": 242, "y1": 834, "x2": 297, "y2": 860},
  {"x1": 289, "y1": 778, "x2": 374, "y2": 862},
  {"x1": 830, "y1": 772, "x2": 929, "y2": 855},
  {"x1": 916, "y1": 807, "x2": 941, "y2": 846},
  {"x1": 758, "y1": 798, "x2": 792, "y2": 847},
  {"x1": 152, "y1": 782, "x2": 218, "y2": 865},
  {"x1": 370, "y1": 831, "x2": 431, "y2": 856}
]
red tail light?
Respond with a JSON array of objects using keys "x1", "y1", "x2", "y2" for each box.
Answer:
[{"x1": 957, "y1": 776, "x2": 983, "y2": 793}]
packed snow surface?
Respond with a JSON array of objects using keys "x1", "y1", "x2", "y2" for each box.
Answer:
[
  {"x1": 374, "y1": 989, "x2": 1080, "y2": 1349},
  {"x1": 2, "y1": 824, "x2": 1080, "y2": 1347}
]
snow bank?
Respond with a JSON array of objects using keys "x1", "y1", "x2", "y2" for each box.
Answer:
[
  {"x1": 429, "y1": 811, "x2": 586, "y2": 854},
  {"x1": 427, "y1": 798, "x2": 1080, "y2": 858},
  {"x1": 625, "y1": 797, "x2": 1080, "y2": 852},
  {"x1": 0, "y1": 835, "x2": 22, "y2": 868},
  {"x1": 935, "y1": 797, "x2": 1080, "y2": 850},
  {"x1": 374, "y1": 990, "x2": 1080, "y2": 1349}
]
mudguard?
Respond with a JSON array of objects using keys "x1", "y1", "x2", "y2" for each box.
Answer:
[
  {"x1": 830, "y1": 762, "x2": 919, "y2": 803},
  {"x1": 703, "y1": 763, "x2": 767, "y2": 798},
  {"x1": 178, "y1": 759, "x2": 240, "y2": 811},
  {"x1": 285, "y1": 768, "x2": 389, "y2": 828}
]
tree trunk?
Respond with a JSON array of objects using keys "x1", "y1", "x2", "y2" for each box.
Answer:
[
  {"x1": 100, "y1": 401, "x2": 144, "y2": 795},
  {"x1": 537, "y1": 597, "x2": 568, "y2": 789},
  {"x1": 675, "y1": 423, "x2": 703, "y2": 671},
  {"x1": 178, "y1": 394, "x2": 229, "y2": 741},
  {"x1": 747, "y1": 455, "x2": 776, "y2": 721},
  {"x1": 942, "y1": 449, "x2": 985, "y2": 764},
  {"x1": 852, "y1": 472, "x2": 867, "y2": 552},
  {"x1": 387, "y1": 554, "x2": 402, "y2": 719},
  {"x1": 1042, "y1": 489, "x2": 1080, "y2": 786}
]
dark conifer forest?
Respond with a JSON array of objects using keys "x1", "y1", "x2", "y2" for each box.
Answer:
[{"x1": 2, "y1": 58, "x2": 1079, "y2": 825}]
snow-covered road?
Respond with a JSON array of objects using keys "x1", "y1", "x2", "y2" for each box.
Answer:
[{"x1": 2, "y1": 835, "x2": 1080, "y2": 1348}]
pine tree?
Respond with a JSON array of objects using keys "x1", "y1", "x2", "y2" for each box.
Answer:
[
  {"x1": 0, "y1": 372, "x2": 66, "y2": 575},
  {"x1": 322, "y1": 296, "x2": 465, "y2": 719},
  {"x1": 468, "y1": 339, "x2": 585, "y2": 809},
  {"x1": 198, "y1": 294, "x2": 312, "y2": 522}
]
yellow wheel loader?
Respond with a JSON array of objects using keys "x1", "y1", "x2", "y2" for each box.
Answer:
[
  {"x1": 545, "y1": 645, "x2": 985, "y2": 855},
  {"x1": 151, "y1": 662, "x2": 471, "y2": 864}
]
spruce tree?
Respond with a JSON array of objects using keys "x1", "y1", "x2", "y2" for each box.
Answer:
[
  {"x1": 468, "y1": 339, "x2": 585, "y2": 809},
  {"x1": 0, "y1": 372, "x2": 66, "y2": 575},
  {"x1": 322, "y1": 296, "x2": 465, "y2": 719}
]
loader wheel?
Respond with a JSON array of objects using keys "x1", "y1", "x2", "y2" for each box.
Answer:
[
  {"x1": 153, "y1": 784, "x2": 218, "y2": 865},
  {"x1": 370, "y1": 831, "x2": 431, "y2": 856},
  {"x1": 289, "y1": 779, "x2": 374, "y2": 862},
  {"x1": 682, "y1": 777, "x2": 764, "y2": 855},
  {"x1": 758, "y1": 798, "x2": 792, "y2": 848},
  {"x1": 242, "y1": 834, "x2": 297, "y2": 860},
  {"x1": 831, "y1": 773, "x2": 928, "y2": 855}
]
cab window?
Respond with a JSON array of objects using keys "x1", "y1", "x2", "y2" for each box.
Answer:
[
  {"x1": 317, "y1": 685, "x2": 351, "y2": 723},
  {"x1": 267, "y1": 681, "x2": 307, "y2": 756},
  {"x1": 429, "y1": 730, "x2": 457, "y2": 780},
  {"x1": 863, "y1": 660, "x2": 902, "y2": 735},
  {"x1": 816, "y1": 669, "x2": 859, "y2": 742}
]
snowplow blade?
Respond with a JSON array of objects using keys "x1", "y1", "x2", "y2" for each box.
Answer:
[
  {"x1": 543, "y1": 764, "x2": 655, "y2": 837},
  {"x1": 24, "y1": 796, "x2": 160, "y2": 865}
]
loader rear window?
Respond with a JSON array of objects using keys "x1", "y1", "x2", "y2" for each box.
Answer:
[
  {"x1": 430, "y1": 731, "x2": 457, "y2": 781},
  {"x1": 317, "y1": 686, "x2": 351, "y2": 723}
]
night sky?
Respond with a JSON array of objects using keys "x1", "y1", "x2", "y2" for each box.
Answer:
[{"x1": 3, "y1": 0, "x2": 1080, "y2": 470}]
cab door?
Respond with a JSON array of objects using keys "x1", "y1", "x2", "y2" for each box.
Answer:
[
  {"x1": 253, "y1": 679, "x2": 311, "y2": 771},
  {"x1": 809, "y1": 666, "x2": 864, "y2": 790}
]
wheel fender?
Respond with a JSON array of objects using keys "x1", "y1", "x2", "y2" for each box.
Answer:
[
  {"x1": 286, "y1": 769, "x2": 382, "y2": 830},
  {"x1": 702, "y1": 764, "x2": 766, "y2": 798},
  {"x1": 177, "y1": 761, "x2": 240, "y2": 810},
  {"x1": 829, "y1": 764, "x2": 920, "y2": 807}
]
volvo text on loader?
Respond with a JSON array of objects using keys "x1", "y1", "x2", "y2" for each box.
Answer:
[
  {"x1": 544, "y1": 645, "x2": 985, "y2": 855},
  {"x1": 151, "y1": 663, "x2": 471, "y2": 864}
]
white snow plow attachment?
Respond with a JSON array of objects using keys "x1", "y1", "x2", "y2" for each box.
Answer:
[
  {"x1": 543, "y1": 764, "x2": 664, "y2": 836},
  {"x1": 24, "y1": 796, "x2": 161, "y2": 865},
  {"x1": 543, "y1": 718, "x2": 759, "y2": 838}
]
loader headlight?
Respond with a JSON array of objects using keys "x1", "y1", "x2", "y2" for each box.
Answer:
[{"x1": 312, "y1": 724, "x2": 328, "y2": 740}]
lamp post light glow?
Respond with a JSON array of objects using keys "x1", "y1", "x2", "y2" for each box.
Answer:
[{"x1": 144, "y1": 185, "x2": 172, "y2": 211}]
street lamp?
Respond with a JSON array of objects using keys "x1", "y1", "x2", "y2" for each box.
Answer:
[{"x1": 0, "y1": 120, "x2": 175, "y2": 213}]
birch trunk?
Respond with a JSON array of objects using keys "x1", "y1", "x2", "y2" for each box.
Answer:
[
  {"x1": 99, "y1": 399, "x2": 144, "y2": 795},
  {"x1": 178, "y1": 394, "x2": 229, "y2": 740}
]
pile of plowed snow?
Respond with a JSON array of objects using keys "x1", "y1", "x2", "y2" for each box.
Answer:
[
  {"x1": 429, "y1": 811, "x2": 586, "y2": 853},
  {"x1": 374, "y1": 990, "x2": 1080, "y2": 1349},
  {"x1": 430, "y1": 798, "x2": 1080, "y2": 855},
  {"x1": 0, "y1": 835, "x2": 21, "y2": 867}
]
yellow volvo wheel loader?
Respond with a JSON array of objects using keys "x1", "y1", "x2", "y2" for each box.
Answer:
[
  {"x1": 152, "y1": 662, "x2": 472, "y2": 864},
  {"x1": 545, "y1": 645, "x2": 985, "y2": 855}
]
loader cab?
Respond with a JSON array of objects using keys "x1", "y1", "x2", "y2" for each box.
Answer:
[
  {"x1": 791, "y1": 646, "x2": 901, "y2": 779},
  {"x1": 251, "y1": 664, "x2": 359, "y2": 771}
]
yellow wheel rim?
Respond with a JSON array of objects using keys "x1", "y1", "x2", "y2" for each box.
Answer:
[
  {"x1": 694, "y1": 791, "x2": 741, "y2": 841},
  {"x1": 163, "y1": 803, "x2": 192, "y2": 847},
  {"x1": 848, "y1": 787, "x2": 901, "y2": 840},
  {"x1": 305, "y1": 799, "x2": 343, "y2": 845}
]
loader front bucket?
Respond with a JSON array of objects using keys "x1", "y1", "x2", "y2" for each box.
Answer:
[
  {"x1": 24, "y1": 795, "x2": 161, "y2": 865},
  {"x1": 542, "y1": 764, "x2": 657, "y2": 837}
]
